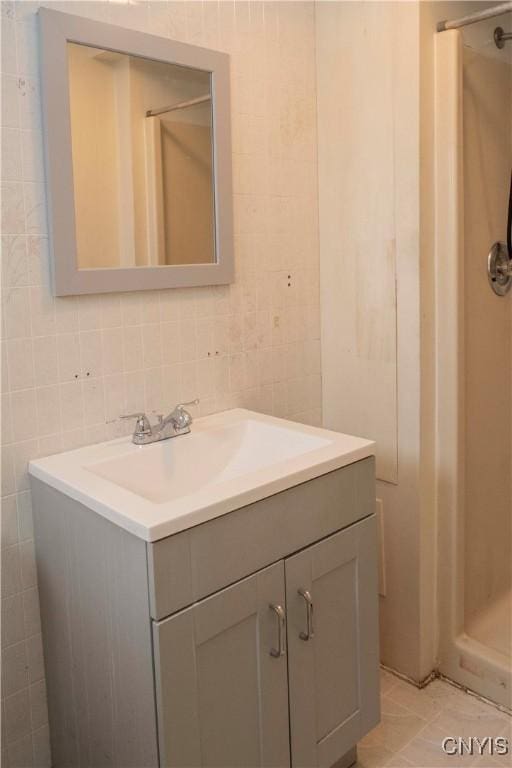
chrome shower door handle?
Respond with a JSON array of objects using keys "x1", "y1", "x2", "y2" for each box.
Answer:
[
  {"x1": 298, "y1": 588, "x2": 314, "y2": 641},
  {"x1": 269, "y1": 603, "x2": 286, "y2": 658}
]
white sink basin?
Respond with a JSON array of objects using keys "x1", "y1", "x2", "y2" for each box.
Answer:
[
  {"x1": 87, "y1": 417, "x2": 331, "y2": 504},
  {"x1": 29, "y1": 409, "x2": 375, "y2": 541}
]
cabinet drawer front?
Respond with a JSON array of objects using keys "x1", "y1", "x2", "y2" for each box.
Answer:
[
  {"x1": 285, "y1": 515, "x2": 380, "y2": 768},
  {"x1": 148, "y1": 457, "x2": 375, "y2": 620},
  {"x1": 153, "y1": 561, "x2": 290, "y2": 768}
]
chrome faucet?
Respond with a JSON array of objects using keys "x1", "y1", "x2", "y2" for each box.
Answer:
[{"x1": 121, "y1": 399, "x2": 199, "y2": 445}]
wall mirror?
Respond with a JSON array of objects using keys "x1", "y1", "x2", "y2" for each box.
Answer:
[{"x1": 39, "y1": 9, "x2": 234, "y2": 296}]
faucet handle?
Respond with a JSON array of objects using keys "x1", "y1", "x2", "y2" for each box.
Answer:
[
  {"x1": 119, "y1": 412, "x2": 152, "y2": 437},
  {"x1": 178, "y1": 399, "x2": 200, "y2": 409},
  {"x1": 169, "y1": 399, "x2": 200, "y2": 430}
]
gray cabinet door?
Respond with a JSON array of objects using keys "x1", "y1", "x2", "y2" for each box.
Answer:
[
  {"x1": 285, "y1": 515, "x2": 380, "y2": 768},
  {"x1": 153, "y1": 561, "x2": 290, "y2": 768}
]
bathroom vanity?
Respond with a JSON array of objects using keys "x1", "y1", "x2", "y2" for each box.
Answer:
[{"x1": 29, "y1": 409, "x2": 379, "y2": 768}]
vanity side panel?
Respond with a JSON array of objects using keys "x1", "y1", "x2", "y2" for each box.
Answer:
[
  {"x1": 148, "y1": 458, "x2": 375, "y2": 620},
  {"x1": 31, "y1": 478, "x2": 159, "y2": 768},
  {"x1": 354, "y1": 455, "x2": 377, "y2": 519},
  {"x1": 147, "y1": 528, "x2": 193, "y2": 619}
]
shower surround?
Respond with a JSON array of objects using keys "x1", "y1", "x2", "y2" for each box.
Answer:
[
  {"x1": 463, "y1": 42, "x2": 511, "y2": 666},
  {"x1": 435, "y1": 10, "x2": 512, "y2": 710}
]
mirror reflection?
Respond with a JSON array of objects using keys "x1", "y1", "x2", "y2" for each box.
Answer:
[{"x1": 67, "y1": 42, "x2": 215, "y2": 269}]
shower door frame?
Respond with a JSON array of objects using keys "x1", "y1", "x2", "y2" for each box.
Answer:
[{"x1": 434, "y1": 29, "x2": 511, "y2": 710}]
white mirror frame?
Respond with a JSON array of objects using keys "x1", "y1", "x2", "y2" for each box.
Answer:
[{"x1": 38, "y1": 8, "x2": 234, "y2": 296}]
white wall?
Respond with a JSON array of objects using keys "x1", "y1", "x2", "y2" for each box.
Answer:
[
  {"x1": 317, "y1": 0, "x2": 437, "y2": 682},
  {"x1": 0, "y1": 1, "x2": 321, "y2": 761},
  {"x1": 317, "y1": 1, "x2": 399, "y2": 486}
]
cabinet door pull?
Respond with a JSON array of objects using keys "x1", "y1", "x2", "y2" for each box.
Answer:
[
  {"x1": 298, "y1": 588, "x2": 314, "y2": 641},
  {"x1": 269, "y1": 603, "x2": 286, "y2": 657}
]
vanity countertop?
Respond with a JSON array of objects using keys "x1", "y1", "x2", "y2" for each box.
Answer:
[{"x1": 29, "y1": 408, "x2": 375, "y2": 542}]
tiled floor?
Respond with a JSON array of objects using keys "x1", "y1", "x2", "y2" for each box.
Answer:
[{"x1": 357, "y1": 670, "x2": 512, "y2": 768}]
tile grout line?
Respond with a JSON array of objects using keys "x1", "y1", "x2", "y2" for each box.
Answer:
[
  {"x1": 381, "y1": 664, "x2": 512, "y2": 717},
  {"x1": 436, "y1": 673, "x2": 512, "y2": 719}
]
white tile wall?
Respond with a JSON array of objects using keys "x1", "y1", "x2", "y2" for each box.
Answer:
[{"x1": 0, "y1": 0, "x2": 321, "y2": 763}]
